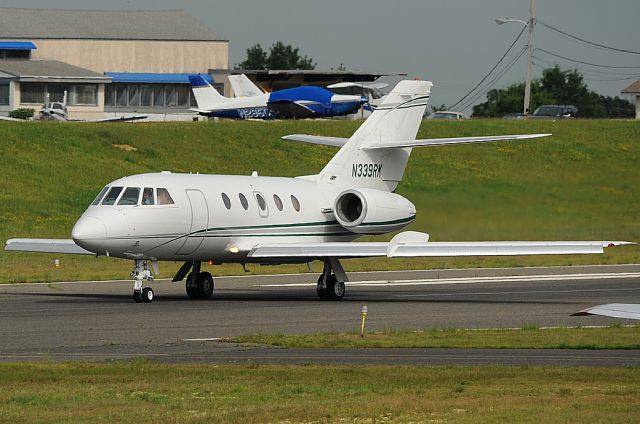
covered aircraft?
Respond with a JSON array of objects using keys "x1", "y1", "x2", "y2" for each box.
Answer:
[{"x1": 189, "y1": 74, "x2": 367, "y2": 119}]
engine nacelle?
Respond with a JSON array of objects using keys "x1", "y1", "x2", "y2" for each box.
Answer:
[{"x1": 333, "y1": 188, "x2": 416, "y2": 234}]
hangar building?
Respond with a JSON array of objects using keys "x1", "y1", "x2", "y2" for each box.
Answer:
[{"x1": 0, "y1": 8, "x2": 229, "y2": 119}]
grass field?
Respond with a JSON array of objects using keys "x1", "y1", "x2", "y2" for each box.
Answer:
[
  {"x1": 231, "y1": 325, "x2": 640, "y2": 349},
  {"x1": 1, "y1": 119, "x2": 638, "y2": 283},
  {"x1": 1, "y1": 362, "x2": 639, "y2": 423}
]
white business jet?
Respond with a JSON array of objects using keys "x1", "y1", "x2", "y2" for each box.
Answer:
[{"x1": 5, "y1": 80, "x2": 632, "y2": 303}]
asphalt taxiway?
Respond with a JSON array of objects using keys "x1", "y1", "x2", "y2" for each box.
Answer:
[{"x1": 1, "y1": 264, "x2": 638, "y2": 365}]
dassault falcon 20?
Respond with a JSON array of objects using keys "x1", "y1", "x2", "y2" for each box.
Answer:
[{"x1": 5, "y1": 80, "x2": 632, "y2": 303}]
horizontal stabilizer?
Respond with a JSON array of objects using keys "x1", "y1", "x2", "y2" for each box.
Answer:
[
  {"x1": 5, "y1": 238, "x2": 94, "y2": 255},
  {"x1": 572, "y1": 303, "x2": 640, "y2": 320},
  {"x1": 282, "y1": 133, "x2": 551, "y2": 150},
  {"x1": 363, "y1": 133, "x2": 552, "y2": 150},
  {"x1": 282, "y1": 134, "x2": 348, "y2": 147}
]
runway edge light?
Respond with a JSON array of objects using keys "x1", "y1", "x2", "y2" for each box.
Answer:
[{"x1": 361, "y1": 305, "x2": 368, "y2": 338}]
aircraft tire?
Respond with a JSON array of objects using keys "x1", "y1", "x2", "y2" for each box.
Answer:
[
  {"x1": 133, "y1": 290, "x2": 143, "y2": 303},
  {"x1": 196, "y1": 272, "x2": 214, "y2": 299},
  {"x1": 142, "y1": 287, "x2": 154, "y2": 303},
  {"x1": 317, "y1": 274, "x2": 344, "y2": 301},
  {"x1": 186, "y1": 273, "x2": 199, "y2": 299}
]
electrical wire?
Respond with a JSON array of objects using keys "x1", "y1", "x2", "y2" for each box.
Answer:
[
  {"x1": 457, "y1": 47, "x2": 528, "y2": 112},
  {"x1": 535, "y1": 47, "x2": 640, "y2": 69},
  {"x1": 538, "y1": 20, "x2": 640, "y2": 55},
  {"x1": 448, "y1": 25, "x2": 527, "y2": 110},
  {"x1": 533, "y1": 55, "x2": 640, "y2": 78}
]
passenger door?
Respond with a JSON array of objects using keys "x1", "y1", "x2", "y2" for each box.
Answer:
[{"x1": 176, "y1": 189, "x2": 209, "y2": 255}]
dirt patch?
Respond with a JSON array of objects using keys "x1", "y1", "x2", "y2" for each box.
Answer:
[{"x1": 112, "y1": 144, "x2": 137, "y2": 152}]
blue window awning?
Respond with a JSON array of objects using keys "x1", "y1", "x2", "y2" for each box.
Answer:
[
  {"x1": 105, "y1": 72, "x2": 213, "y2": 84},
  {"x1": 0, "y1": 41, "x2": 37, "y2": 50}
]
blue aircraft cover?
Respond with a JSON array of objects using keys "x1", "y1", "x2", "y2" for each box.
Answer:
[
  {"x1": 106, "y1": 72, "x2": 213, "y2": 84},
  {"x1": 268, "y1": 86, "x2": 334, "y2": 106}
]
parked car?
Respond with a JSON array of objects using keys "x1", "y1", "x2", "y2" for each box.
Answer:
[
  {"x1": 532, "y1": 105, "x2": 578, "y2": 118},
  {"x1": 428, "y1": 111, "x2": 468, "y2": 120}
]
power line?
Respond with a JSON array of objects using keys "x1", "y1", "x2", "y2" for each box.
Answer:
[
  {"x1": 538, "y1": 20, "x2": 640, "y2": 55},
  {"x1": 535, "y1": 47, "x2": 640, "y2": 69},
  {"x1": 448, "y1": 25, "x2": 527, "y2": 110},
  {"x1": 533, "y1": 63, "x2": 640, "y2": 82},
  {"x1": 458, "y1": 47, "x2": 528, "y2": 112},
  {"x1": 533, "y1": 55, "x2": 640, "y2": 78}
]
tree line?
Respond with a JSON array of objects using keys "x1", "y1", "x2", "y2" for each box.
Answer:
[{"x1": 472, "y1": 66, "x2": 634, "y2": 118}]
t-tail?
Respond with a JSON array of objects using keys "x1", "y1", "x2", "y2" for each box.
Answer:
[
  {"x1": 188, "y1": 74, "x2": 230, "y2": 110},
  {"x1": 318, "y1": 80, "x2": 433, "y2": 192}
]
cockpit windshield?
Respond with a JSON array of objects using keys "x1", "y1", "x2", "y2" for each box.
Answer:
[
  {"x1": 96, "y1": 186, "x2": 173, "y2": 206},
  {"x1": 117, "y1": 187, "x2": 141, "y2": 205},
  {"x1": 91, "y1": 186, "x2": 109, "y2": 205},
  {"x1": 101, "y1": 186, "x2": 123, "y2": 205}
]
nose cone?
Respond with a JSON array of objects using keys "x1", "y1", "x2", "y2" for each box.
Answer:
[{"x1": 72, "y1": 216, "x2": 107, "y2": 251}]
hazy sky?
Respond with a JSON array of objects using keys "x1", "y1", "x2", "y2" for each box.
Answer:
[{"x1": 3, "y1": 0, "x2": 639, "y2": 110}]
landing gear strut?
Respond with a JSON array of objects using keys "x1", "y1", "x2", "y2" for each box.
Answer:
[
  {"x1": 131, "y1": 260, "x2": 154, "y2": 303},
  {"x1": 179, "y1": 261, "x2": 215, "y2": 299},
  {"x1": 316, "y1": 258, "x2": 348, "y2": 300}
]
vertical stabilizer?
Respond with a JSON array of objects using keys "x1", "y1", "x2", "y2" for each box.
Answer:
[
  {"x1": 188, "y1": 75, "x2": 229, "y2": 110},
  {"x1": 229, "y1": 74, "x2": 264, "y2": 98},
  {"x1": 319, "y1": 80, "x2": 432, "y2": 191}
]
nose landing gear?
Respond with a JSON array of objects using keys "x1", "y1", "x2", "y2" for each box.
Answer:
[{"x1": 131, "y1": 259, "x2": 155, "y2": 303}]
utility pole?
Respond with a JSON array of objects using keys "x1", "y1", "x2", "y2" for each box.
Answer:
[{"x1": 523, "y1": 0, "x2": 536, "y2": 114}]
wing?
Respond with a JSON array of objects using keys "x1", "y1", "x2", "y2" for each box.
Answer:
[
  {"x1": 327, "y1": 82, "x2": 389, "y2": 90},
  {"x1": 248, "y1": 231, "x2": 632, "y2": 260},
  {"x1": 572, "y1": 304, "x2": 640, "y2": 320},
  {"x1": 93, "y1": 115, "x2": 148, "y2": 123},
  {"x1": 0, "y1": 116, "x2": 25, "y2": 122},
  {"x1": 5, "y1": 238, "x2": 94, "y2": 255},
  {"x1": 281, "y1": 133, "x2": 551, "y2": 149}
]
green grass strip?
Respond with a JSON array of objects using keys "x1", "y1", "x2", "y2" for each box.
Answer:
[
  {"x1": 1, "y1": 362, "x2": 639, "y2": 423},
  {"x1": 230, "y1": 325, "x2": 640, "y2": 349}
]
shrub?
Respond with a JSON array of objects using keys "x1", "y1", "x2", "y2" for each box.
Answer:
[{"x1": 9, "y1": 108, "x2": 35, "y2": 120}]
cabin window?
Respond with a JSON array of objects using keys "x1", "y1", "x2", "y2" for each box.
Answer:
[
  {"x1": 291, "y1": 195, "x2": 301, "y2": 212},
  {"x1": 91, "y1": 186, "x2": 109, "y2": 205},
  {"x1": 117, "y1": 187, "x2": 141, "y2": 205},
  {"x1": 239, "y1": 193, "x2": 249, "y2": 210},
  {"x1": 273, "y1": 194, "x2": 283, "y2": 211},
  {"x1": 101, "y1": 186, "x2": 123, "y2": 205},
  {"x1": 157, "y1": 188, "x2": 175, "y2": 205},
  {"x1": 221, "y1": 193, "x2": 231, "y2": 210},
  {"x1": 142, "y1": 187, "x2": 155, "y2": 205},
  {"x1": 256, "y1": 193, "x2": 267, "y2": 211}
]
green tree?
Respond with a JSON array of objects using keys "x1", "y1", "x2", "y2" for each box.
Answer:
[
  {"x1": 236, "y1": 42, "x2": 315, "y2": 70},
  {"x1": 235, "y1": 44, "x2": 268, "y2": 70}
]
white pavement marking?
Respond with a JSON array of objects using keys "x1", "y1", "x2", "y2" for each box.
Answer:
[
  {"x1": 395, "y1": 287, "x2": 640, "y2": 298},
  {"x1": 257, "y1": 272, "x2": 640, "y2": 288},
  {"x1": 182, "y1": 338, "x2": 224, "y2": 342}
]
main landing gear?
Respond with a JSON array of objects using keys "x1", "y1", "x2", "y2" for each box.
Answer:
[
  {"x1": 173, "y1": 261, "x2": 215, "y2": 300},
  {"x1": 131, "y1": 260, "x2": 155, "y2": 303},
  {"x1": 316, "y1": 258, "x2": 348, "y2": 300}
]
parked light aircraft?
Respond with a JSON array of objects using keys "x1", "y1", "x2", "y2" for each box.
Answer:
[
  {"x1": 189, "y1": 75, "x2": 367, "y2": 119},
  {"x1": 5, "y1": 80, "x2": 632, "y2": 303},
  {"x1": 39, "y1": 91, "x2": 147, "y2": 123}
]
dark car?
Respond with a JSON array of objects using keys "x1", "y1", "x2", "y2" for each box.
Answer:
[{"x1": 532, "y1": 105, "x2": 578, "y2": 118}]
